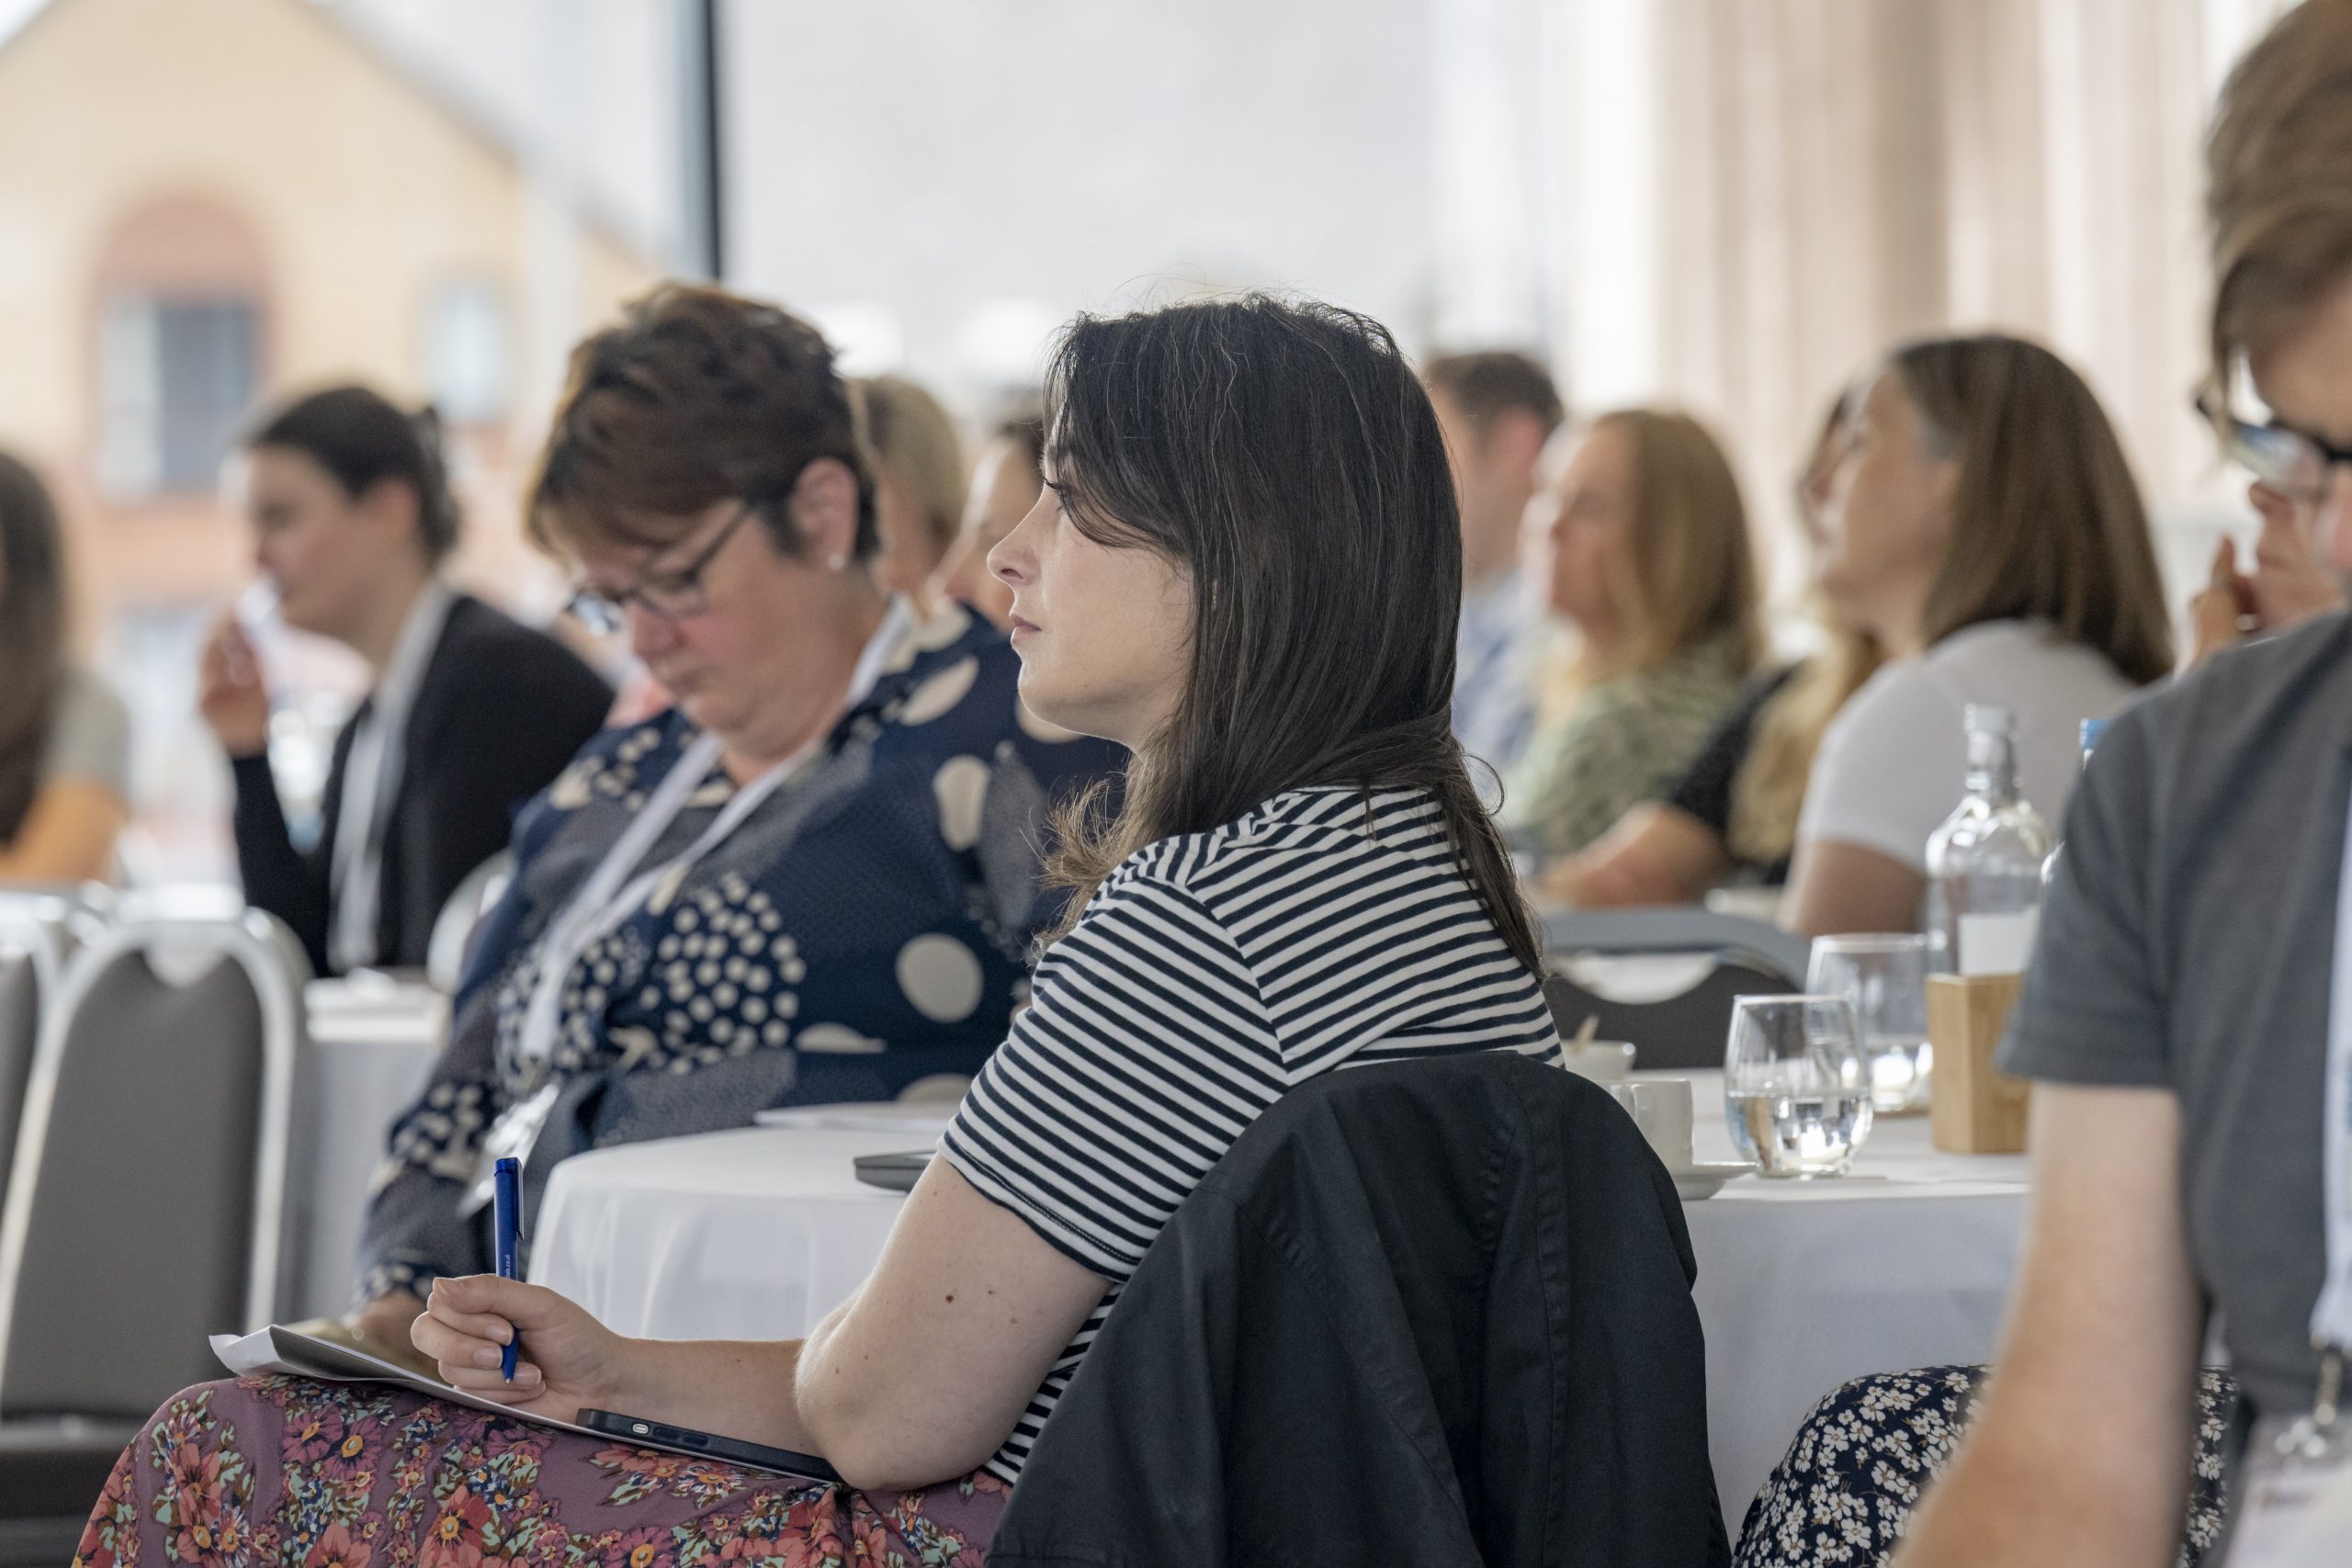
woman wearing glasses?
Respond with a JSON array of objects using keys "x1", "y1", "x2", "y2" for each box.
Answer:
[
  {"x1": 344, "y1": 285, "x2": 1120, "y2": 1356},
  {"x1": 199, "y1": 387, "x2": 615, "y2": 976}
]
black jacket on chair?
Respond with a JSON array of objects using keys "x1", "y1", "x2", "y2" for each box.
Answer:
[
  {"x1": 230, "y1": 594, "x2": 612, "y2": 976},
  {"x1": 989, "y1": 1052, "x2": 1728, "y2": 1568}
]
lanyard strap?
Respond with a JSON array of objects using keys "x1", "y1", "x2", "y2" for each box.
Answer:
[
  {"x1": 512, "y1": 596, "x2": 914, "y2": 1066},
  {"x1": 2313, "y1": 789, "x2": 2352, "y2": 1351},
  {"x1": 330, "y1": 580, "x2": 457, "y2": 972}
]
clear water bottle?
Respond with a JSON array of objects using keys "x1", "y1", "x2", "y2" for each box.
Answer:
[
  {"x1": 1924, "y1": 705, "x2": 2052, "y2": 975},
  {"x1": 2041, "y1": 717, "x2": 2109, "y2": 889}
]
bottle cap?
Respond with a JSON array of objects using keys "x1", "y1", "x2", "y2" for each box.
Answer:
[{"x1": 1962, "y1": 704, "x2": 2017, "y2": 734}]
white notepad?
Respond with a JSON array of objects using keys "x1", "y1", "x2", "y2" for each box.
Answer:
[{"x1": 210, "y1": 1323, "x2": 825, "y2": 1477}]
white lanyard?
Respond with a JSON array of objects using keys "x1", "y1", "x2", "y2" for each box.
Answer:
[
  {"x1": 512, "y1": 595, "x2": 912, "y2": 1066},
  {"x1": 330, "y1": 580, "x2": 456, "y2": 972},
  {"x1": 2313, "y1": 794, "x2": 2352, "y2": 1358}
]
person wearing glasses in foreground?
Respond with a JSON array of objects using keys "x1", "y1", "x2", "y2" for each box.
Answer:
[
  {"x1": 1876, "y1": 4, "x2": 2352, "y2": 1562},
  {"x1": 337, "y1": 284, "x2": 1120, "y2": 1358},
  {"x1": 74, "y1": 293, "x2": 1563, "y2": 1562}
]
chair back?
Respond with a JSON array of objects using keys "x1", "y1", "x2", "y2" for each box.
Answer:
[
  {"x1": 1541, "y1": 908, "x2": 1812, "y2": 1071},
  {"x1": 426, "y1": 850, "x2": 514, "y2": 994},
  {"x1": 0, "y1": 907, "x2": 310, "y2": 1419},
  {"x1": 0, "y1": 891, "x2": 108, "y2": 1214}
]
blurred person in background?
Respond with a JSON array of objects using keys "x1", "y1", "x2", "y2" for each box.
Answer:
[
  {"x1": 1780, "y1": 334, "x2": 2174, "y2": 941},
  {"x1": 1499, "y1": 409, "x2": 1764, "y2": 861},
  {"x1": 0, "y1": 452, "x2": 129, "y2": 885},
  {"x1": 346, "y1": 285, "x2": 1121, "y2": 1354},
  {"x1": 199, "y1": 386, "x2": 613, "y2": 977},
  {"x1": 933, "y1": 403, "x2": 1046, "y2": 628},
  {"x1": 1539, "y1": 394, "x2": 1881, "y2": 908},
  {"x1": 855, "y1": 375, "x2": 966, "y2": 607},
  {"x1": 1885, "y1": 5, "x2": 2352, "y2": 1561},
  {"x1": 1424, "y1": 350, "x2": 1564, "y2": 777}
]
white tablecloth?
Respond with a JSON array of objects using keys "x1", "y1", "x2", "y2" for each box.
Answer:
[
  {"x1": 531, "y1": 1073, "x2": 2030, "y2": 1529},
  {"x1": 288, "y1": 979, "x2": 446, "y2": 1317}
]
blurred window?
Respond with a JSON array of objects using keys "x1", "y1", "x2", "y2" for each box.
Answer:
[
  {"x1": 424, "y1": 276, "x2": 511, "y2": 424},
  {"x1": 97, "y1": 292, "x2": 260, "y2": 498}
]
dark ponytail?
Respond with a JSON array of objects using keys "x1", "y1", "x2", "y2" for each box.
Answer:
[{"x1": 246, "y1": 386, "x2": 460, "y2": 560}]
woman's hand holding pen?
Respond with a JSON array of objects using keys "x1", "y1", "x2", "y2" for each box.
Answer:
[{"x1": 413, "y1": 1275, "x2": 635, "y2": 1425}]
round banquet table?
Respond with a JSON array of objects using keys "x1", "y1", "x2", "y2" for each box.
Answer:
[
  {"x1": 529, "y1": 1074, "x2": 2030, "y2": 1530},
  {"x1": 290, "y1": 976, "x2": 447, "y2": 1318}
]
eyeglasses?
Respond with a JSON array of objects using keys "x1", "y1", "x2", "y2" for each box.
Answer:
[
  {"x1": 565, "y1": 502, "x2": 759, "y2": 636},
  {"x1": 2196, "y1": 389, "x2": 2352, "y2": 506}
]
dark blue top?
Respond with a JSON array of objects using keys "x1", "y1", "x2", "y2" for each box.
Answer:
[{"x1": 358, "y1": 601, "x2": 1125, "y2": 1298}]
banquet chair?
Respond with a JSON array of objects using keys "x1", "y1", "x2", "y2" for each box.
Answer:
[
  {"x1": 1543, "y1": 908, "x2": 1811, "y2": 1071},
  {"x1": 990, "y1": 1053, "x2": 1728, "y2": 1568},
  {"x1": 0, "y1": 888, "x2": 108, "y2": 1217},
  {"x1": 426, "y1": 849, "x2": 514, "y2": 993},
  {"x1": 0, "y1": 905, "x2": 310, "y2": 1562},
  {"x1": 1733, "y1": 1364, "x2": 2237, "y2": 1566}
]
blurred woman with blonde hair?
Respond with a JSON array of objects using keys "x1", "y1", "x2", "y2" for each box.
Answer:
[
  {"x1": 1501, "y1": 408, "x2": 1764, "y2": 860},
  {"x1": 1542, "y1": 396, "x2": 1879, "y2": 906},
  {"x1": 855, "y1": 375, "x2": 966, "y2": 604}
]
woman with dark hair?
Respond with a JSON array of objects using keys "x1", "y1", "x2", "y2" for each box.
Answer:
[
  {"x1": 75, "y1": 293, "x2": 1561, "y2": 1561},
  {"x1": 0, "y1": 452, "x2": 129, "y2": 884},
  {"x1": 199, "y1": 385, "x2": 614, "y2": 976}
]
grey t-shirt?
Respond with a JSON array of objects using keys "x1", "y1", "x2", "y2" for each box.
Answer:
[
  {"x1": 1999, "y1": 614, "x2": 2352, "y2": 1425},
  {"x1": 40, "y1": 668, "x2": 130, "y2": 798}
]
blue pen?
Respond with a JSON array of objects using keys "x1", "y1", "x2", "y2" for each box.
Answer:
[{"x1": 492, "y1": 1156, "x2": 522, "y2": 1382}]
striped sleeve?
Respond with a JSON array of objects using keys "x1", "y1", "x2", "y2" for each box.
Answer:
[{"x1": 941, "y1": 864, "x2": 1282, "y2": 1279}]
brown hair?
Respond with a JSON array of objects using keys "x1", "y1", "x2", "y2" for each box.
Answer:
[
  {"x1": 1039, "y1": 295, "x2": 1543, "y2": 976},
  {"x1": 2207, "y1": 0, "x2": 2352, "y2": 395},
  {"x1": 1728, "y1": 391, "x2": 1881, "y2": 866},
  {"x1": 1582, "y1": 409, "x2": 1766, "y2": 681},
  {"x1": 0, "y1": 452, "x2": 66, "y2": 843},
  {"x1": 246, "y1": 386, "x2": 459, "y2": 561},
  {"x1": 1423, "y1": 350, "x2": 1565, "y2": 437},
  {"x1": 854, "y1": 375, "x2": 966, "y2": 558},
  {"x1": 528, "y1": 283, "x2": 876, "y2": 560},
  {"x1": 1891, "y1": 335, "x2": 2175, "y2": 685}
]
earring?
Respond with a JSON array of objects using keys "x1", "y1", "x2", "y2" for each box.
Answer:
[{"x1": 826, "y1": 552, "x2": 847, "y2": 571}]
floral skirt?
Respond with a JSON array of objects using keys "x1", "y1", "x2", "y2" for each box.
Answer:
[
  {"x1": 74, "y1": 1376, "x2": 1008, "y2": 1568},
  {"x1": 1733, "y1": 1364, "x2": 2237, "y2": 1568}
]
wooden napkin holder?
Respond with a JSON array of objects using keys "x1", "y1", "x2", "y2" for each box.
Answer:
[{"x1": 1928, "y1": 973, "x2": 2030, "y2": 1154}]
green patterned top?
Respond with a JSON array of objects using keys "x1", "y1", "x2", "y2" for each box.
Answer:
[{"x1": 1500, "y1": 633, "x2": 1750, "y2": 859}]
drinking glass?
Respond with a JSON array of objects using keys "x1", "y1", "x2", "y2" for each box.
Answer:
[
  {"x1": 1807, "y1": 933, "x2": 1933, "y2": 1114},
  {"x1": 1724, "y1": 994, "x2": 1874, "y2": 1179}
]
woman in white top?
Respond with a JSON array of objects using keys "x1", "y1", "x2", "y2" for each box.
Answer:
[{"x1": 1783, "y1": 334, "x2": 2175, "y2": 939}]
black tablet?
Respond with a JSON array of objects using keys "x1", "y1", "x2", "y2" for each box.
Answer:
[{"x1": 577, "y1": 1408, "x2": 842, "y2": 1483}]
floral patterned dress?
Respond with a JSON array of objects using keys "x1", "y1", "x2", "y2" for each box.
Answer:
[
  {"x1": 75, "y1": 1376, "x2": 1007, "y2": 1568},
  {"x1": 1733, "y1": 1364, "x2": 2236, "y2": 1568}
]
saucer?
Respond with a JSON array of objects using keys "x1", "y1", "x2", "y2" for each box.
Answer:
[{"x1": 1668, "y1": 1161, "x2": 1752, "y2": 1201}]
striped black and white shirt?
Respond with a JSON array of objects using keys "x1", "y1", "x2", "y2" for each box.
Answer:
[{"x1": 940, "y1": 784, "x2": 1563, "y2": 1481}]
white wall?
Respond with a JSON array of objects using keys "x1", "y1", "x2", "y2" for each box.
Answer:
[{"x1": 720, "y1": 0, "x2": 1529, "y2": 407}]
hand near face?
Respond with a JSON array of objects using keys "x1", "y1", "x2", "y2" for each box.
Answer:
[
  {"x1": 2245, "y1": 480, "x2": 2347, "y2": 631},
  {"x1": 198, "y1": 612, "x2": 272, "y2": 758}
]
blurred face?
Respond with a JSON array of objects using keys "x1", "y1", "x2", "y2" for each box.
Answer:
[
  {"x1": 869, "y1": 469, "x2": 946, "y2": 602},
  {"x1": 1815, "y1": 370, "x2": 1956, "y2": 649},
  {"x1": 239, "y1": 446, "x2": 419, "y2": 640},
  {"x1": 2245, "y1": 271, "x2": 2352, "y2": 580},
  {"x1": 1524, "y1": 423, "x2": 1634, "y2": 646},
  {"x1": 987, "y1": 467, "x2": 1193, "y2": 748},
  {"x1": 572, "y1": 462, "x2": 862, "y2": 760},
  {"x1": 933, "y1": 437, "x2": 1035, "y2": 629},
  {"x1": 1431, "y1": 390, "x2": 1546, "y2": 581}
]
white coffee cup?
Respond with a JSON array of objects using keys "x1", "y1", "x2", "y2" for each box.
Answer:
[
  {"x1": 1561, "y1": 1039, "x2": 1636, "y2": 1083},
  {"x1": 1606, "y1": 1077, "x2": 1694, "y2": 1171}
]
